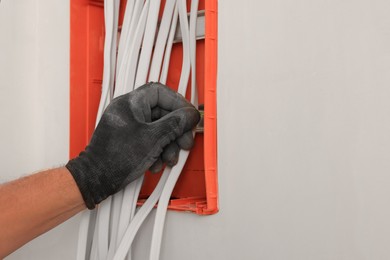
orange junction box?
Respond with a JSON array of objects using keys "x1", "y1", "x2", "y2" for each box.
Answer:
[{"x1": 70, "y1": 0, "x2": 218, "y2": 215}]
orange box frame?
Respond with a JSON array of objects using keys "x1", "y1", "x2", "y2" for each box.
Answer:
[{"x1": 70, "y1": 0, "x2": 218, "y2": 215}]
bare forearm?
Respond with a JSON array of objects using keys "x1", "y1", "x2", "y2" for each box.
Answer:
[
  {"x1": 0, "y1": 84, "x2": 199, "y2": 258},
  {"x1": 0, "y1": 167, "x2": 86, "y2": 258}
]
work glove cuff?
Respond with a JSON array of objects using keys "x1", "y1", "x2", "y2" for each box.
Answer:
[{"x1": 66, "y1": 152, "x2": 108, "y2": 209}]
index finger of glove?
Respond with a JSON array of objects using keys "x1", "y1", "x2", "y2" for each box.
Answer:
[{"x1": 136, "y1": 82, "x2": 193, "y2": 111}]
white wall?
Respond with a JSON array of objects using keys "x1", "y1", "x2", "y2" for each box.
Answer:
[
  {"x1": 2, "y1": 0, "x2": 390, "y2": 259},
  {"x1": 0, "y1": 1, "x2": 79, "y2": 259}
]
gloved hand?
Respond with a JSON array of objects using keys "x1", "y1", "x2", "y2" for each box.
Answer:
[{"x1": 66, "y1": 82, "x2": 200, "y2": 209}]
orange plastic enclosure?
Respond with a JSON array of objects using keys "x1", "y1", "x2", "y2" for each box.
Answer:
[{"x1": 70, "y1": 0, "x2": 218, "y2": 215}]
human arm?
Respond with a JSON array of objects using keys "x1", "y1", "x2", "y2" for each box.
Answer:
[
  {"x1": 0, "y1": 82, "x2": 200, "y2": 258},
  {"x1": 0, "y1": 167, "x2": 85, "y2": 258}
]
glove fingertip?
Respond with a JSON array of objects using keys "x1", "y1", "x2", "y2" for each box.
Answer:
[
  {"x1": 162, "y1": 142, "x2": 180, "y2": 167},
  {"x1": 177, "y1": 131, "x2": 195, "y2": 150},
  {"x1": 149, "y1": 158, "x2": 164, "y2": 173},
  {"x1": 183, "y1": 107, "x2": 201, "y2": 132}
]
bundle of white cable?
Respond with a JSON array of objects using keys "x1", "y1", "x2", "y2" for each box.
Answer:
[{"x1": 75, "y1": 1, "x2": 199, "y2": 259}]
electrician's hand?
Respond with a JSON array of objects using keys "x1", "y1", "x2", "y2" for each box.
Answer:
[{"x1": 66, "y1": 82, "x2": 200, "y2": 209}]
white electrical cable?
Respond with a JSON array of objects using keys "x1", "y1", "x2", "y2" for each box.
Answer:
[
  {"x1": 106, "y1": 1, "x2": 151, "y2": 259},
  {"x1": 95, "y1": 1, "x2": 121, "y2": 258},
  {"x1": 110, "y1": 0, "x2": 120, "y2": 100},
  {"x1": 95, "y1": 198, "x2": 111, "y2": 260},
  {"x1": 109, "y1": 0, "x2": 161, "y2": 257},
  {"x1": 77, "y1": 1, "x2": 200, "y2": 259},
  {"x1": 112, "y1": 1, "x2": 198, "y2": 259},
  {"x1": 148, "y1": 154, "x2": 190, "y2": 260},
  {"x1": 113, "y1": 2, "x2": 148, "y2": 246},
  {"x1": 148, "y1": 1, "x2": 197, "y2": 259},
  {"x1": 116, "y1": 0, "x2": 135, "y2": 74},
  {"x1": 76, "y1": 212, "x2": 92, "y2": 260},
  {"x1": 96, "y1": 0, "x2": 120, "y2": 121},
  {"x1": 116, "y1": 181, "x2": 143, "y2": 256},
  {"x1": 134, "y1": 0, "x2": 162, "y2": 87},
  {"x1": 115, "y1": 180, "x2": 144, "y2": 260},
  {"x1": 149, "y1": 0, "x2": 176, "y2": 82},
  {"x1": 111, "y1": 2, "x2": 180, "y2": 259},
  {"x1": 159, "y1": 4, "x2": 179, "y2": 84},
  {"x1": 112, "y1": 3, "x2": 147, "y2": 254},
  {"x1": 189, "y1": 0, "x2": 199, "y2": 107},
  {"x1": 115, "y1": 0, "x2": 144, "y2": 92},
  {"x1": 118, "y1": 0, "x2": 150, "y2": 95},
  {"x1": 120, "y1": 178, "x2": 145, "y2": 260},
  {"x1": 106, "y1": 190, "x2": 124, "y2": 259},
  {"x1": 89, "y1": 212, "x2": 99, "y2": 260},
  {"x1": 108, "y1": 0, "x2": 168, "y2": 257},
  {"x1": 76, "y1": 0, "x2": 119, "y2": 259},
  {"x1": 112, "y1": 1, "x2": 169, "y2": 258},
  {"x1": 76, "y1": 209, "x2": 97, "y2": 260},
  {"x1": 112, "y1": 168, "x2": 171, "y2": 260},
  {"x1": 176, "y1": 0, "x2": 191, "y2": 94}
]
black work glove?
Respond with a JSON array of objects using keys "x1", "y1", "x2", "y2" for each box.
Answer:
[{"x1": 66, "y1": 82, "x2": 200, "y2": 209}]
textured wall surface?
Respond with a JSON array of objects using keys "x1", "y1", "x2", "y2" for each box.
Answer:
[{"x1": 2, "y1": 0, "x2": 390, "y2": 259}]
